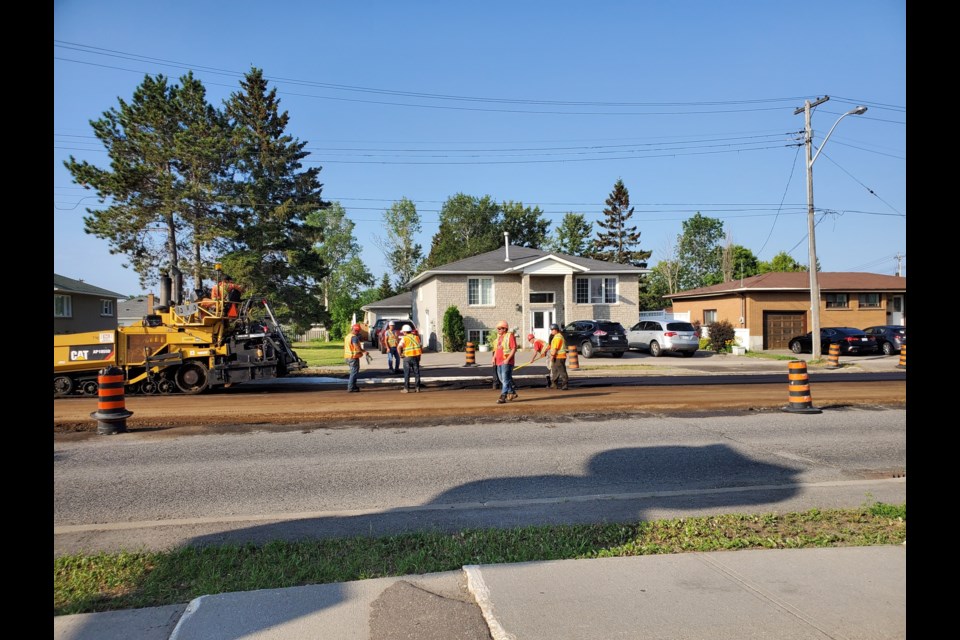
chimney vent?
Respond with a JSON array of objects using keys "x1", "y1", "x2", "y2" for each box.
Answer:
[{"x1": 504, "y1": 232, "x2": 510, "y2": 262}]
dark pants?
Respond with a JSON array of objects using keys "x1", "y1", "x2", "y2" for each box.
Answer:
[
  {"x1": 550, "y1": 358, "x2": 568, "y2": 389},
  {"x1": 387, "y1": 347, "x2": 400, "y2": 372},
  {"x1": 403, "y1": 357, "x2": 421, "y2": 390},
  {"x1": 346, "y1": 358, "x2": 360, "y2": 391}
]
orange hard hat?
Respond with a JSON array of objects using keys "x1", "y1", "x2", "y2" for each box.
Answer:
[
  {"x1": 527, "y1": 333, "x2": 535, "y2": 341},
  {"x1": 351, "y1": 323, "x2": 362, "y2": 332},
  {"x1": 496, "y1": 320, "x2": 508, "y2": 329}
]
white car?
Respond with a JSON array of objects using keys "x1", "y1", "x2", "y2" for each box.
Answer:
[{"x1": 627, "y1": 320, "x2": 699, "y2": 357}]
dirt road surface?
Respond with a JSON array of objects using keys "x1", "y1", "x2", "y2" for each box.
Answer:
[{"x1": 54, "y1": 378, "x2": 905, "y2": 440}]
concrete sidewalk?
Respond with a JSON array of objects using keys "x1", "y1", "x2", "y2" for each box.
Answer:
[{"x1": 54, "y1": 544, "x2": 906, "y2": 640}]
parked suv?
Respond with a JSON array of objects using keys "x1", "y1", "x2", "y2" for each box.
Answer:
[
  {"x1": 561, "y1": 320, "x2": 628, "y2": 358},
  {"x1": 862, "y1": 325, "x2": 906, "y2": 356},
  {"x1": 371, "y1": 318, "x2": 413, "y2": 352},
  {"x1": 627, "y1": 319, "x2": 699, "y2": 357}
]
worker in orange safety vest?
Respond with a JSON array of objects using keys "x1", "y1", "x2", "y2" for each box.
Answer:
[
  {"x1": 547, "y1": 323, "x2": 568, "y2": 390},
  {"x1": 398, "y1": 324, "x2": 422, "y2": 393}
]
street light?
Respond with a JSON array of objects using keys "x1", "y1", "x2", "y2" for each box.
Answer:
[{"x1": 795, "y1": 98, "x2": 868, "y2": 358}]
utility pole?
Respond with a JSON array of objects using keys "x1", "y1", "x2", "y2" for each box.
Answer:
[
  {"x1": 894, "y1": 253, "x2": 905, "y2": 277},
  {"x1": 793, "y1": 96, "x2": 867, "y2": 359},
  {"x1": 795, "y1": 96, "x2": 829, "y2": 359}
]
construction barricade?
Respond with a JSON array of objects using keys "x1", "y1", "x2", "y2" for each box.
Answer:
[
  {"x1": 782, "y1": 360, "x2": 821, "y2": 414},
  {"x1": 90, "y1": 366, "x2": 133, "y2": 434},
  {"x1": 567, "y1": 344, "x2": 579, "y2": 370},
  {"x1": 464, "y1": 342, "x2": 476, "y2": 367},
  {"x1": 825, "y1": 343, "x2": 841, "y2": 369},
  {"x1": 897, "y1": 344, "x2": 906, "y2": 369}
]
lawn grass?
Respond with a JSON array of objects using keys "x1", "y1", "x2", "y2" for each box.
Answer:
[
  {"x1": 291, "y1": 340, "x2": 349, "y2": 367},
  {"x1": 54, "y1": 502, "x2": 905, "y2": 616}
]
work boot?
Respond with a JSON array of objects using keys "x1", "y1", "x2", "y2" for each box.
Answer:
[
  {"x1": 497, "y1": 395, "x2": 507, "y2": 404},
  {"x1": 506, "y1": 392, "x2": 517, "y2": 401},
  {"x1": 400, "y1": 388, "x2": 409, "y2": 393}
]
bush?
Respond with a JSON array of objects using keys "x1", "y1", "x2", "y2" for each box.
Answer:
[
  {"x1": 442, "y1": 306, "x2": 466, "y2": 352},
  {"x1": 706, "y1": 319, "x2": 736, "y2": 353}
]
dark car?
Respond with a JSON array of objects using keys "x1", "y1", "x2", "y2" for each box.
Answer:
[
  {"x1": 561, "y1": 320, "x2": 628, "y2": 358},
  {"x1": 788, "y1": 327, "x2": 879, "y2": 355},
  {"x1": 862, "y1": 325, "x2": 906, "y2": 356},
  {"x1": 371, "y1": 318, "x2": 413, "y2": 352}
]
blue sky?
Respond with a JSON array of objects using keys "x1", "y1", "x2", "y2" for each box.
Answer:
[{"x1": 54, "y1": 1, "x2": 906, "y2": 297}]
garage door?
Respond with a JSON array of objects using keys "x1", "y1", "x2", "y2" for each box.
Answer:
[{"x1": 765, "y1": 312, "x2": 805, "y2": 350}]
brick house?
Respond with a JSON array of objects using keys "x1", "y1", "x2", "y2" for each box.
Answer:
[
  {"x1": 405, "y1": 244, "x2": 647, "y2": 352},
  {"x1": 664, "y1": 272, "x2": 906, "y2": 351}
]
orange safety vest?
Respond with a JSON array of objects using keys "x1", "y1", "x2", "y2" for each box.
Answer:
[
  {"x1": 495, "y1": 332, "x2": 516, "y2": 365},
  {"x1": 344, "y1": 334, "x2": 363, "y2": 359},
  {"x1": 385, "y1": 329, "x2": 399, "y2": 348},
  {"x1": 401, "y1": 333, "x2": 422, "y2": 357},
  {"x1": 550, "y1": 333, "x2": 567, "y2": 359}
]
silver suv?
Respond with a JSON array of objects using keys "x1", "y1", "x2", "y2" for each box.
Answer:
[{"x1": 627, "y1": 320, "x2": 699, "y2": 357}]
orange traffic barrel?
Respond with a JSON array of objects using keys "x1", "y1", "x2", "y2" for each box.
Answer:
[
  {"x1": 567, "y1": 344, "x2": 579, "y2": 370},
  {"x1": 464, "y1": 342, "x2": 476, "y2": 367},
  {"x1": 824, "y1": 343, "x2": 841, "y2": 369},
  {"x1": 89, "y1": 366, "x2": 133, "y2": 435},
  {"x1": 896, "y1": 344, "x2": 906, "y2": 369},
  {"x1": 781, "y1": 360, "x2": 821, "y2": 414}
]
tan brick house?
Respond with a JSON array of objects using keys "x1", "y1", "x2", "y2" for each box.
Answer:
[
  {"x1": 665, "y1": 272, "x2": 906, "y2": 351},
  {"x1": 405, "y1": 244, "x2": 647, "y2": 352}
]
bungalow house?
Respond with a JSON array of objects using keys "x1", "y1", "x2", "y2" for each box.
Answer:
[
  {"x1": 54, "y1": 273, "x2": 126, "y2": 335},
  {"x1": 405, "y1": 243, "x2": 647, "y2": 352},
  {"x1": 664, "y1": 272, "x2": 906, "y2": 351}
]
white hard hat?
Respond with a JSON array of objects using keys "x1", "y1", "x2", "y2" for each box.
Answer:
[{"x1": 401, "y1": 324, "x2": 412, "y2": 332}]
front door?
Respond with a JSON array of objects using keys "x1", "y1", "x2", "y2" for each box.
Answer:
[
  {"x1": 531, "y1": 309, "x2": 555, "y2": 345},
  {"x1": 886, "y1": 295, "x2": 904, "y2": 325}
]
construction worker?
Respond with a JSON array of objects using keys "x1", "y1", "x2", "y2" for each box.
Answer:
[
  {"x1": 344, "y1": 323, "x2": 368, "y2": 392},
  {"x1": 384, "y1": 321, "x2": 401, "y2": 374},
  {"x1": 212, "y1": 275, "x2": 243, "y2": 318},
  {"x1": 398, "y1": 324, "x2": 422, "y2": 393},
  {"x1": 547, "y1": 323, "x2": 569, "y2": 391},
  {"x1": 492, "y1": 320, "x2": 518, "y2": 403},
  {"x1": 527, "y1": 333, "x2": 552, "y2": 389}
]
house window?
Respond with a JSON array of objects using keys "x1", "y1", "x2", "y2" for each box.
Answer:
[
  {"x1": 529, "y1": 291, "x2": 554, "y2": 304},
  {"x1": 468, "y1": 329, "x2": 492, "y2": 346},
  {"x1": 101, "y1": 299, "x2": 115, "y2": 316},
  {"x1": 858, "y1": 293, "x2": 880, "y2": 308},
  {"x1": 575, "y1": 277, "x2": 617, "y2": 304},
  {"x1": 825, "y1": 293, "x2": 849, "y2": 308},
  {"x1": 703, "y1": 309, "x2": 717, "y2": 324},
  {"x1": 54, "y1": 294, "x2": 72, "y2": 318},
  {"x1": 468, "y1": 277, "x2": 494, "y2": 305}
]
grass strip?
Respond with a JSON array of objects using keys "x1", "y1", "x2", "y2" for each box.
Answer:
[{"x1": 55, "y1": 502, "x2": 904, "y2": 616}]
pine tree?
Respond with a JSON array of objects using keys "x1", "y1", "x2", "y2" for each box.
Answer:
[
  {"x1": 592, "y1": 179, "x2": 651, "y2": 266},
  {"x1": 64, "y1": 73, "x2": 185, "y2": 290},
  {"x1": 223, "y1": 67, "x2": 328, "y2": 329},
  {"x1": 377, "y1": 273, "x2": 394, "y2": 300}
]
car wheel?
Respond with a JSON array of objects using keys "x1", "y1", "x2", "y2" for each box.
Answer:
[
  {"x1": 580, "y1": 341, "x2": 595, "y2": 359},
  {"x1": 610, "y1": 351, "x2": 624, "y2": 358},
  {"x1": 681, "y1": 350, "x2": 695, "y2": 358},
  {"x1": 649, "y1": 341, "x2": 662, "y2": 357},
  {"x1": 882, "y1": 342, "x2": 894, "y2": 356},
  {"x1": 790, "y1": 341, "x2": 803, "y2": 354}
]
